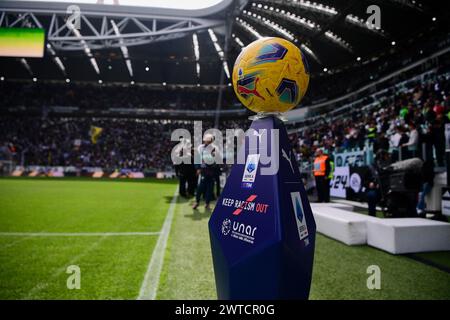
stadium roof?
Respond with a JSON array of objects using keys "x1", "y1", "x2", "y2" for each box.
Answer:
[
  {"x1": 0, "y1": 0, "x2": 449, "y2": 85},
  {"x1": 16, "y1": 0, "x2": 228, "y2": 11}
]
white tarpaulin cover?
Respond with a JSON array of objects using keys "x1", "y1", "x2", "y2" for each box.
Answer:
[
  {"x1": 311, "y1": 204, "x2": 377, "y2": 245},
  {"x1": 367, "y1": 218, "x2": 450, "y2": 254}
]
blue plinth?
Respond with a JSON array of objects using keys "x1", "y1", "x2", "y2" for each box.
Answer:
[{"x1": 208, "y1": 116, "x2": 316, "y2": 299}]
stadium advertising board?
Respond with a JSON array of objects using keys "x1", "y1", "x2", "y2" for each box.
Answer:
[
  {"x1": 346, "y1": 166, "x2": 372, "y2": 202},
  {"x1": 0, "y1": 28, "x2": 45, "y2": 58},
  {"x1": 334, "y1": 150, "x2": 366, "y2": 167},
  {"x1": 441, "y1": 188, "x2": 450, "y2": 217},
  {"x1": 330, "y1": 166, "x2": 349, "y2": 198}
]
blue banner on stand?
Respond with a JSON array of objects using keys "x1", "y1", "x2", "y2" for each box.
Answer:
[{"x1": 208, "y1": 116, "x2": 316, "y2": 299}]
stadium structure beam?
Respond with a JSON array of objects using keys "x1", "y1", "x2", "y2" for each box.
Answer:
[
  {"x1": 110, "y1": 19, "x2": 133, "y2": 78},
  {"x1": 0, "y1": 8, "x2": 225, "y2": 51},
  {"x1": 214, "y1": 0, "x2": 242, "y2": 129}
]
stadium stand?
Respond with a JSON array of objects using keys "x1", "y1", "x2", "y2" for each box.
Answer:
[
  {"x1": 1, "y1": 69, "x2": 448, "y2": 174},
  {"x1": 290, "y1": 71, "x2": 450, "y2": 166},
  {"x1": 0, "y1": 116, "x2": 250, "y2": 172},
  {"x1": 0, "y1": 81, "x2": 241, "y2": 110}
]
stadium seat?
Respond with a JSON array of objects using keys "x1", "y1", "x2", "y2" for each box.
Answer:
[{"x1": 366, "y1": 218, "x2": 450, "y2": 254}]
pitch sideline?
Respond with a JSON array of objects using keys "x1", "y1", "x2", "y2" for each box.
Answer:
[
  {"x1": 0, "y1": 232, "x2": 161, "y2": 237},
  {"x1": 137, "y1": 188, "x2": 178, "y2": 300}
]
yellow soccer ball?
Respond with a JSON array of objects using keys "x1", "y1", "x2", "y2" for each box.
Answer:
[{"x1": 232, "y1": 37, "x2": 310, "y2": 113}]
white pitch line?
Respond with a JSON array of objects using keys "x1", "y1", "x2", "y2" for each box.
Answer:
[
  {"x1": 0, "y1": 232, "x2": 161, "y2": 237},
  {"x1": 24, "y1": 235, "x2": 108, "y2": 299},
  {"x1": 137, "y1": 188, "x2": 178, "y2": 300}
]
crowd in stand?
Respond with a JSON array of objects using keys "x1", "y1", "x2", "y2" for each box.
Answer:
[
  {"x1": 0, "y1": 116, "x2": 249, "y2": 171},
  {"x1": 1, "y1": 73, "x2": 449, "y2": 171},
  {"x1": 0, "y1": 82, "x2": 240, "y2": 110},
  {"x1": 290, "y1": 75, "x2": 450, "y2": 167}
]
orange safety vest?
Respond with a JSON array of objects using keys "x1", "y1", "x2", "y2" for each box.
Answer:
[{"x1": 313, "y1": 155, "x2": 328, "y2": 177}]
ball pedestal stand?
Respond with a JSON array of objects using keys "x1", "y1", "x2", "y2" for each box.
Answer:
[{"x1": 208, "y1": 115, "x2": 316, "y2": 299}]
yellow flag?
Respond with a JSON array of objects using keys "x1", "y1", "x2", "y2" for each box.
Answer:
[{"x1": 90, "y1": 126, "x2": 103, "y2": 144}]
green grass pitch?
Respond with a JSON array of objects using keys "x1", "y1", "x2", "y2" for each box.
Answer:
[{"x1": 0, "y1": 178, "x2": 449, "y2": 299}]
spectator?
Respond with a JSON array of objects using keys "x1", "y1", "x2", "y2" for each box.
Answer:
[
  {"x1": 374, "y1": 131, "x2": 390, "y2": 153},
  {"x1": 402, "y1": 122, "x2": 419, "y2": 159},
  {"x1": 313, "y1": 149, "x2": 331, "y2": 203}
]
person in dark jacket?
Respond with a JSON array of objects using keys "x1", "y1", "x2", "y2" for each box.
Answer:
[
  {"x1": 374, "y1": 132, "x2": 390, "y2": 153},
  {"x1": 174, "y1": 139, "x2": 195, "y2": 198},
  {"x1": 366, "y1": 181, "x2": 379, "y2": 217},
  {"x1": 416, "y1": 160, "x2": 435, "y2": 217},
  {"x1": 193, "y1": 134, "x2": 221, "y2": 210}
]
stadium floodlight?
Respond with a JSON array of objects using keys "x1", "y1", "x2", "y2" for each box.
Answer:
[
  {"x1": 125, "y1": 60, "x2": 133, "y2": 77},
  {"x1": 262, "y1": 19, "x2": 296, "y2": 41},
  {"x1": 111, "y1": 19, "x2": 133, "y2": 78},
  {"x1": 20, "y1": 58, "x2": 33, "y2": 76},
  {"x1": 246, "y1": 11, "x2": 296, "y2": 41},
  {"x1": 252, "y1": 3, "x2": 352, "y2": 52},
  {"x1": 192, "y1": 33, "x2": 200, "y2": 78},
  {"x1": 222, "y1": 61, "x2": 230, "y2": 79},
  {"x1": 252, "y1": 3, "x2": 321, "y2": 32},
  {"x1": 196, "y1": 63, "x2": 201, "y2": 78},
  {"x1": 67, "y1": 23, "x2": 100, "y2": 75},
  {"x1": 324, "y1": 31, "x2": 353, "y2": 52},
  {"x1": 300, "y1": 43, "x2": 321, "y2": 64},
  {"x1": 288, "y1": 0, "x2": 338, "y2": 15},
  {"x1": 53, "y1": 57, "x2": 66, "y2": 75},
  {"x1": 207, "y1": 28, "x2": 230, "y2": 79},
  {"x1": 232, "y1": 34, "x2": 245, "y2": 48},
  {"x1": 192, "y1": 34, "x2": 200, "y2": 61},
  {"x1": 237, "y1": 16, "x2": 320, "y2": 64},
  {"x1": 345, "y1": 14, "x2": 386, "y2": 36},
  {"x1": 285, "y1": 13, "x2": 320, "y2": 31},
  {"x1": 235, "y1": 18, "x2": 263, "y2": 39},
  {"x1": 46, "y1": 43, "x2": 67, "y2": 76},
  {"x1": 89, "y1": 58, "x2": 101, "y2": 75}
]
